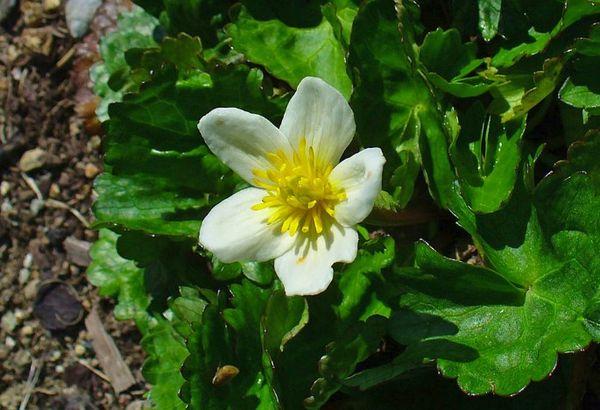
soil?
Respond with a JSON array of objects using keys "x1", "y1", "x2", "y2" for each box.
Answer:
[{"x1": 0, "y1": 1, "x2": 147, "y2": 409}]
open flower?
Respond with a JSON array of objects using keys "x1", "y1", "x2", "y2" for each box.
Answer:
[{"x1": 197, "y1": 77, "x2": 385, "y2": 296}]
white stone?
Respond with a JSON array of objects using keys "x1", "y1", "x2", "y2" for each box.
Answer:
[{"x1": 65, "y1": 0, "x2": 102, "y2": 38}]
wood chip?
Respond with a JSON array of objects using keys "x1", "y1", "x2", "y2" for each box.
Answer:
[
  {"x1": 63, "y1": 236, "x2": 91, "y2": 266},
  {"x1": 85, "y1": 308, "x2": 135, "y2": 393}
]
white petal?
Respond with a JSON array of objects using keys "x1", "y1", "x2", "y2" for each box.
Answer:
[
  {"x1": 274, "y1": 225, "x2": 358, "y2": 296},
  {"x1": 199, "y1": 188, "x2": 294, "y2": 263},
  {"x1": 279, "y1": 77, "x2": 355, "y2": 165},
  {"x1": 198, "y1": 108, "x2": 292, "y2": 185},
  {"x1": 329, "y1": 148, "x2": 385, "y2": 226}
]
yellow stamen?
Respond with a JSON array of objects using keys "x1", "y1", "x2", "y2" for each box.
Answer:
[{"x1": 250, "y1": 138, "x2": 345, "y2": 237}]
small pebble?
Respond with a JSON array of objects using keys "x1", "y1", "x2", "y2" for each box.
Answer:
[
  {"x1": 55, "y1": 364, "x2": 64, "y2": 374},
  {"x1": 65, "y1": 0, "x2": 101, "y2": 37},
  {"x1": 49, "y1": 183, "x2": 61, "y2": 198},
  {"x1": 50, "y1": 350, "x2": 61, "y2": 361},
  {"x1": 43, "y1": 0, "x2": 61, "y2": 12},
  {"x1": 0, "y1": 181, "x2": 10, "y2": 196},
  {"x1": 23, "y1": 253, "x2": 33, "y2": 268},
  {"x1": 20, "y1": 325, "x2": 33, "y2": 336},
  {"x1": 88, "y1": 135, "x2": 101, "y2": 150},
  {"x1": 5, "y1": 336, "x2": 16, "y2": 348},
  {"x1": 14, "y1": 309, "x2": 27, "y2": 322},
  {"x1": 74, "y1": 344, "x2": 86, "y2": 356},
  {"x1": 84, "y1": 163, "x2": 100, "y2": 179},
  {"x1": 81, "y1": 299, "x2": 91, "y2": 310},
  {"x1": 1, "y1": 311, "x2": 16, "y2": 333},
  {"x1": 18, "y1": 268, "x2": 31, "y2": 284},
  {"x1": 1, "y1": 199, "x2": 13, "y2": 212},
  {"x1": 19, "y1": 148, "x2": 48, "y2": 172},
  {"x1": 23, "y1": 278, "x2": 39, "y2": 300},
  {"x1": 30, "y1": 198, "x2": 45, "y2": 216}
]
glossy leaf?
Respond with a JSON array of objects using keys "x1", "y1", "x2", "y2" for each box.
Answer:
[
  {"x1": 419, "y1": 28, "x2": 494, "y2": 98},
  {"x1": 94, "y1": 65, "x2": 284, "y2": 238},
  {"x1": 182, "y1": 280, "x2": 279, "y2": 408},
  {"x1": 87, "y1": 229, "x2": 150, "y2": 326},
  {"x1": 227, "y1": 6, "x2": 353, "y2": 98},
  {"x1": 478, "y1": 0, "x2": 502, "y2": 41},
  {"x1": 450, "y1": 104, "x2": 526, "y2": 213},
  {"x1": 559, "y1": 55, "x2": 600, "y2": 109},
  {"x1": 491, "y1": 0, "x2": 600, "y2": 68},
  {"x1": 90, "y1": 8, "x2": 158, "y2": 121},
  {"x1": 134, "y1": 0, "x2": 231, "y2": 46},
  {"x1": 262, "y1": 291, "x2": 308, "y2": 356},
  {"x1": 348, "y1": 0, "x2": 429, "y2": 207},
  {"x1": 86, "y1": 230, "x2": 189, "y2": 409},
  {"x1": 142, "y1": 319, "x2": 188, "y2": 410},
  {"x1": 490, "y1": 57, "x2": 565, "y2": 122},
  {"x1": 403, "y1": 124, "x2": 600, "y2": 394}
]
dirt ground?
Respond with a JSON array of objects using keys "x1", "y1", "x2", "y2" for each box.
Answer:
[{"x1": 0, "y1": 1, "x2": 147, "y2": 409}]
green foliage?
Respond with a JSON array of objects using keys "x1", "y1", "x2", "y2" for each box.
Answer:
[
  {"x1": 87, "y1": 230, "x2": 188, "y2": 408},
  {"x1": 227, "y1": 5, "x2": 353, "y2": 98},
  {"x1": 89, "y1": 0, "x2": 600, "y2": 407},
  {"x1": 93, "y1": 64, "x2": 284, "y2": 237},
  {"x1": 348, "y1": 0, "x2": 428, "y2": 208},
  {"x1": 478, "y1": 0, "x2": 502, "y2": 41},
  {"x1": 450, "y1": 104, "x2": 526, "y2": 213},
  {"x1": 90, "y1": 8, "x2": 158, "y2": 121}
]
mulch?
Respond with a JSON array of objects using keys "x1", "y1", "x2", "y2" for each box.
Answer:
[{"x1": 0, "y1": 1, "x2": 147, "y2": 408}]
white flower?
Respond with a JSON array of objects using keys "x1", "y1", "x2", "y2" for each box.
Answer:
[{"x1": 197, "y1": 77, "x2": 385, "y2": 296}]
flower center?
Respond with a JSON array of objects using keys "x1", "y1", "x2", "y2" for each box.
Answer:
[{"x1": 251, "y1": 139, "x2": 346, "y2": 236}]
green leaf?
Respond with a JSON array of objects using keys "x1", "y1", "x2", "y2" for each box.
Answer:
[
  {"x1": 169, "y1": 287, "x2": 208, "y2": 337},
  {"x1": 490, "y1": 29, "x2": 553, "y2": 68},
  {"x1": 304, "y1": 236, "x2": 397, "y2": 407},
  {"x1": 335, "y1": 236, "x2": 396, "y2": 322},
  {"x1": 91, "y1": 8, "x2": 158, "y2": 121},
  {"x1": 307, "y1": 317, "x2": 387, "y2": 408},
  {"x1": 87, "y1": 229, "x2": 190, "y2": 409},
  {"x1": 419, "y1": 28, "x2": 495, "y2": 98},
  {"x1": 390, "y1": 129, "x2": 600, "y2": 395},
  {"x1": 182, "y1": 280, "x2": 279, "y2": 408},
  {"x1": 403, "y1": 242, "x2": 527, "y2": 306},
  {"x1": 273, "y1": 235, "x2": 396, "y2": 407},
  {"x1": 94, "y1": 64, "x2": 285, "y2": 238},
  {"x1": 240, "y1": 261, "x2": 276, "y2": 285},
  {"x1": 343, "y1": 356, "x2": 577, "y2": 410},
  {"x1": 139, "y1": 33, "x2": 204, "y2": 74},
  {"x1": 490, "y1": 57, "x2": 565, "y2": 122},
  {"x1": 559, "y1": 56, "x2": 600, "y2": 109},
  {"x1": 349, "y1": 0, "x2": 466, "y2": 214},
  {"x1": 142, "y1": 318, "x2": 188, "y2": 410},
  {"x1": 210, "y1": 257, "x2": 243, "y2": 281},
  {"x1": 351, "y1": 237, "x2": 592, "y2": 394},
  {"x1": 262, "y1": 291, "x2": 308, "y2": 356},
  {"x1": 87, "y1": 229, "x2": 150, "y2": 326},
  {"x1": 562, "y1": 0, "x2": 600, "y2": 29},
  {"x1": 490, "y1": 0, "x2": 600, "y2": 69},
  {"x1": 574, "y1": 23, "x2": 600, "y2": 56},
  {"x1": 93, "y1": 172, "x2": 212, "y2": 238},
  {"x1": 420, "y1": 28, "x2": 483, "y2": 81},
  {"x1": 136, "y1": 0, "x2": 231, "y2": 47},
  {"x1": 478, "y1": 0, "x2": 502, "y2": 41},
  {"x1": 330, "y1": 0, "x2": 359, "y2": 45},
  {"x1": 450, "y1": 104, "x2": 527, "y2": 213},
  {"x1": 349, "y1": 0, "x2": 429, "y2": 206},
  {"x1": 227, "y1": 6, "x2": 352, "y2": 98}
]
